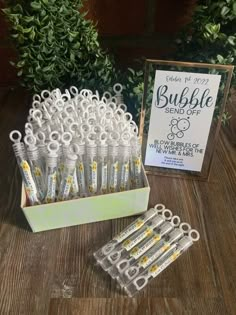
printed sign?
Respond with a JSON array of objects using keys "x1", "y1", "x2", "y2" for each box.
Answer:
[{"x1": 145, "y1": 70, "x2": 221, "y2": 171}]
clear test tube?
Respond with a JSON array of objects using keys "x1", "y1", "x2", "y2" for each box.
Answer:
[
  {"x1": 109, "y1": 215, "x2": 181, "y2": 279},
  {"x1": 93, "y1": 204, "x2": 166, "y2": 262},
  {"x1": 73, "y1": 132, "x2": 87, "y2": 197},
  {"x1": 119, "y1": 132, "x2": 131, "y2": 192},
  {"x1": 9, "y1": 130, "x2": 41, "y2": 205},
  {"x1": 86, "y1": 132, "x2": 98, "y2": 196},
  {"x1": 61, "y1": 131, "x2": 72, "y2": 166},
  {"x1": 97, "y1": 132, "x2": 108, "y2": 194},
  {"x1": 108, "y1": 131, "x2": 120, "y2": 193},
  {"x1": 35, "y1": 131, "x2": 47, "y2": 173},
  {"x1": 99, "y1": 209, "x2": 173, "y2": 271},
  {"x1": 130, "y1": 136, "x2": 142, "y2": 189},
  {"x1": 49, "y1": 131, "x2": 62, "y2": 190},
  {"x1": 117, "y1": 220, "x2": 189, "y2": 287},
  {"x1": 57, "y1": 153, "x2": 77, "y2": 201},
  {"x1": 61, "y1": 132, "x2": 79, "y2": 198},
  {"x1": 45, "y1": 141, "x2": 59, "y2": 203},
  {"x1": 24, "y1": 134, "x2": 46, "y2": 201},
  {"x1": 124, "y1": 230, "x2": 200, "y2": 297},
  {"x1": 67, "y1": 143, "x2": 80, "y2": 199}
]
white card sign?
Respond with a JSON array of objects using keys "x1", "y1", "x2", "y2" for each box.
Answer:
[{"x1": 145, "y1": 70, "x2": 221, "y2": 172}]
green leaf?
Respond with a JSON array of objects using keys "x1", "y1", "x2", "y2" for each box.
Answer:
[
  {"x1": 221, "y1": 6, "x2": 230, "y2": 17},
  {"x1": 70, "y1": 52, "x2": 75, "y2": 62},
  {"x1": 17, "y1": 69, "x2": 23, "y2": 76},
  {"x1": 233, "y1": 3, "x2": 236, "y2": 15},
  {"x1": 213, "y1": 24, "x2": 220, "y2": 33},
  {"x1": 1, "y1": 8, "x2": 11, "y2": 15},
  {"x1": 217, "y1": 54, "x2": 224, "y2": 63},
  {"x1": 11, "y1": 34, "x2": 19, "y2": 38},
  {"x1": 42, "y1": 65, "x2": 53, "y2": 72},
  {"x1": 24, "y1": 16, "x2": 34, "y2": 23},
  {"x1": 23, "y1": 27, "x2": 33, "y2": 34},
  {"x1": 73, "y1": 42, "x2": 80, "y2": 49},
  {"x1": 228, "y1": 36, "x2": 235, "y2": 45},
  {"x1": 30, "y1": 2, "x2": 41, "y2": 10},
  {"x1": 29, "y1": 29, "x2": 36, "y2": 40},
  {"x1": 205, "y1": 23, "x2": 213, "y2": 34},
  {"x1": 14, "y1": 4, "x2": 23, "y2": 14},
  {"x1": 128, "y1": 67, "x2": 135, "y2": 76},
  {"x1": 17, "y1": 60, "x2": 25, "y2": 67}
]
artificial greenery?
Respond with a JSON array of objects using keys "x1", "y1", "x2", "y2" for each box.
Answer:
[
  {"x1": 129, "y1": 0, "x2": 236, "y2": 124},
  {"x1": 3, "y1": 0, "x2": 236, "y2": 125},
  {"x1": 175, "y1": 0, "x2": 236, "y2": 123},
  {"x1": 2, "y1": 0, "x2": 117, "y2": 92},
  {"x1": 175, "y1": 0, "x2": 236, "y2": 73}
]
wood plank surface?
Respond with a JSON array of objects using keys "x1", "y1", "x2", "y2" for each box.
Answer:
[{"x1": 0, "y1": 87, "x2": 235, "y2": 315}]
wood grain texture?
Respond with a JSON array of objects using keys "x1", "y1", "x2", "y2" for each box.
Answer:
[{"x1": 0, "y1": 87, "x2": 235, "y2": 315}]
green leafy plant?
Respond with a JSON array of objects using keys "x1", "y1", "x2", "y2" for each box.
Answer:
[
  {"x1": 174, "y1": 0, "x2": 236, "y2": 124},
  {"x1": 3, "y1": 0, "x2": 235, "y2": 127},
  {"x1": 127, "y1": 0, "x2": 236, "y2": 126},
  {"x1": 175, "y1": 0, "x2": 236, "y2": 72},
  {"x1": 2, "y1": 0, "x2": 117, "y2": 92},
  {"x1": 124, "y1": 1, "x2": 236, "y2": 125}
]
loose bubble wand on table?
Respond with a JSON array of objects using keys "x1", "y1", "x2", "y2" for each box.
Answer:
[
  {"x1": 93, "y1": 203, "x2": 200, "y2": 297},
  {"x1": 99, "y1": 208, "x2": 174, "y2": 271},
  {"x1": 9, "y1": 83, "x2": 143, "y2": 205},
  {"x1": 124, "y1": 228, "x2": 199, "y2": 297}
]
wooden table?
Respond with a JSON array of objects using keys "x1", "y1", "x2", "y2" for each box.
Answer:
[{"x1": 0, "y1": 87, "x2": 235, "y2": 315}]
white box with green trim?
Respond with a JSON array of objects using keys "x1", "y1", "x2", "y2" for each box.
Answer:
[{"x1": 20, "y1": 166, "x2": 150, "y2": 232}]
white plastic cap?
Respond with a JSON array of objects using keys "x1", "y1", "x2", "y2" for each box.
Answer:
[
  {"x1": 61, "y1": 132, "x2": 72, "y2": 146},
  {"x1": 24, "y1": 134, "x2": 37, "y2": 148},
  {"x1": 9, "y1": 130, "x2": 22, "y2": 143},
  {"x1": 113, "y1": 83, "x2": 123, "y2": 94}
]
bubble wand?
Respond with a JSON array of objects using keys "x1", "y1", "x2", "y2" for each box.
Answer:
[
  {"x1": 97, "y1": 132, "x2": 108, "y2": 194},
  {"x1": 45, "y1": 141, "x2": 59, "y2": 203},
  {"x1": 24, "y1": 134, "x2": 46, "y2": 201},
  {"x1": 9, "y1": 130, "x2": 40, "y2": 205}
]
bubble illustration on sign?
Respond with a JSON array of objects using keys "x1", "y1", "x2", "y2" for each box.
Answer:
[{"x1": 167, "y1": 117, "x2": 190, "y2": 140}]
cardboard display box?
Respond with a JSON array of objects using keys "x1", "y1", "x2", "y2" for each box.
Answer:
[{"x1": 21, "y1": 166, "x2": 150, "y2": 232}]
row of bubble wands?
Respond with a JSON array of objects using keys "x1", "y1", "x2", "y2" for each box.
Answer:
[{"x1": 9, "y1": 84, "x2": 143, "y2": 205}]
